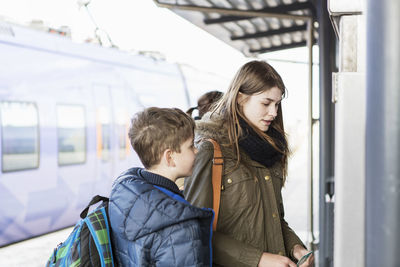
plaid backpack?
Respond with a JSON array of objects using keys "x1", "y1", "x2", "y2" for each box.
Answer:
[{"x1": 46, "y1": 195, "x2": 114, "y2": 267}]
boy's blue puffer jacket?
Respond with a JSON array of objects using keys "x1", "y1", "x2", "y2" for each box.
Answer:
[{"x1": 109, "y1": 168, "x2": 214, "y2": 267}]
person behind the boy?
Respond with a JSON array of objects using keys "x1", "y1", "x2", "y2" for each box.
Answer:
[{"x1": 109, "y1": 107, "x2": 214, "y2": 267}]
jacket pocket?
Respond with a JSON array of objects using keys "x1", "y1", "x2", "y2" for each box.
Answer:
[{"x1": 220, "y1": 161, "x2": 259, "y2": 209}]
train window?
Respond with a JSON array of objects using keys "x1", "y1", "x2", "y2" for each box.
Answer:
[
  {"x1": 117, "y1": 124, "x2": 126, "y2": 159},
  {"x1": 57, "y1": 105, "x2": 86, "y2": 165},
  {"x1": 116, "y1": 109, "x2": 129, "y2": 159},
  {"x1": 96, "y1": 107, "x2": 111, "y2": 161},
  {"x1": 101, "y1": 123, "x2": 111, "y2": 161},
  {"x1": 0, "y1": 101, "x2": 39, "y2": 172}
]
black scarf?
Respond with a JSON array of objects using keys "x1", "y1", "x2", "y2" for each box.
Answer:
[{"x1": 238, "y1": 118, "x2": 286, "y2": 168}]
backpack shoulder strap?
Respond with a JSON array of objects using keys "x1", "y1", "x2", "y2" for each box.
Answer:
[
  {"x1": 206, "y1": 138, "x2": 223, "y2": 231},
  {"x1": 84, "y1": 207, "x2": 114, "y2": 267},
  {"x1": 80, "y1": 195, "x2": 109, "y2": 219}
]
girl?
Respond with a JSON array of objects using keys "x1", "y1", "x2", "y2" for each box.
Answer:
[
  {"x1": 186, "y1": 90, "x2": 224, "y2": 120},
  {"x1": 184, "y1": 61, "x2": 314, "y2": 267}
]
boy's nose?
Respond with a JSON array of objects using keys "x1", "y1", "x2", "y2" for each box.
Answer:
[{"x1": 194, "y1": 147, "x2": 198, "y2": 154}]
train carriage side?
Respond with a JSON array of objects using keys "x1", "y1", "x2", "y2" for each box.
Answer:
[{"x1": 0, "y1": 21, "x2": 191, "y2": 246}]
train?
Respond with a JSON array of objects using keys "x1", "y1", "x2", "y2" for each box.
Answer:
[{"x1": 0, "y1": 20, "x2": 228, "y2": 247}]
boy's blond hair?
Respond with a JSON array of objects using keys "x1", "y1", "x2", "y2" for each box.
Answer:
[{"x1": 129, "y1": 107, "x2": 195, "y2": 169}]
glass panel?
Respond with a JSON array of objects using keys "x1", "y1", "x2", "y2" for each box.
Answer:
[
  {"x1": 57, "y1": 105, "x2": 86, "y2": 165},
  {"x1": 115, "y1": 109, "x2": 128, "y2": 159},
  {"x1": 118, "y1": 124, "x2": 127, "y2": 159},
  {"x1": 0, "y1": 101, "x2": 39, "y2": 172},
  {"x1": 98, "y1": 107, "x2": 111, "y2": 161},
  {"x1": 101, "y1": 123, "x2": 111, "y2": 161}
]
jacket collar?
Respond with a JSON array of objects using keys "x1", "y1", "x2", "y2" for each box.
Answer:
[{"x1": 139, "y1": 169, "x2": 184, "y2": 197}]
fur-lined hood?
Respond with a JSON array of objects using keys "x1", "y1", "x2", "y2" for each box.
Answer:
[
  {"x1": 194, "y1": 111, "x2": 244, "y2": 161},
  {"x1": 195, "y1": 111, "x2": 230, "y2": 145}
]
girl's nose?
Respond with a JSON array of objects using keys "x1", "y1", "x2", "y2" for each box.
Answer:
[{"x1": 269, "y1": 106, "x2": 278, "y2": 117}]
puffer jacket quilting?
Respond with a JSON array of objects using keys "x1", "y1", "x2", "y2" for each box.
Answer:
[{"x1": 109, "y1": 168, "x2": 214, "y2": 267}]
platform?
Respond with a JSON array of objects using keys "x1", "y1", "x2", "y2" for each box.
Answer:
[{"x1": 0, "y1": 227, "x2": 73, "y2": 267}]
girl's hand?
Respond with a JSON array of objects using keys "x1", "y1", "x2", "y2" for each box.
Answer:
[
  {"x1": 258, "y1": 252, "x2": 296, "y2": 267},
  {"x1": 292, "y1": 244, "x2": 315, "y2": 267}
]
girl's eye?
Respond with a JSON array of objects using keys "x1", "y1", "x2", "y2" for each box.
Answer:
[{"x1": 263, "y1": 102, "x2": 270, "y2": 106}]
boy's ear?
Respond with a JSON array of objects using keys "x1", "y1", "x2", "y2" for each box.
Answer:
[{"x1": 162, "y1": 149, "x2": 176, "y2": 167}]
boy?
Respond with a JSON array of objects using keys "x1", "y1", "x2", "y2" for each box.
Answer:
[{"x1": 109, "y1": 107, "x2": 214, "y2": 267}]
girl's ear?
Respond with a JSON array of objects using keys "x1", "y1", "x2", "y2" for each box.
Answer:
[{"x1": 237, "y1": 92, "x2": 246, "y2": 106}]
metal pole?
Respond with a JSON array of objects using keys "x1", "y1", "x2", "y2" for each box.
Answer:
[
  {"x1": 153, "y1": 0, "x2": 310, "y2": 21},
  {"x1": 317, "y1": 0, "x2": 336, "y2": 266},
  {"x1": 306, "y1": 18, "x2": 316, "y2": 251},
  {"x1": 80, "y1": 1, "x2": 117, "y2": 48},
  {"x1": 366, "y1": 0, "x2": 400, "y2": 266}
]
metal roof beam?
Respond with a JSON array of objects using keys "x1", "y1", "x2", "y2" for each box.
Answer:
[
  {"x1": 203, "y1": 2, "x2": 316, "y2": 25},
  {"x1": 231, "y1": 24, "x2": 308, "y2": 40},
  {"x1": 249, "y1": 39, "x2": 316, "y2": 53},
  {"x1": 153, "y1": 0, "x2": 311, "y2": 21}
]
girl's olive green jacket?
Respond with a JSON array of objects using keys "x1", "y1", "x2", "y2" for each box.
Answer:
[{"x1": 184, "y1": 113, "x2": 304, "y2": 267}]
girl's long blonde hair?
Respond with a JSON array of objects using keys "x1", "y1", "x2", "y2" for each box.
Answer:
[{"x1": 211, "y1": 60, "x2": 290, "y2": 180}]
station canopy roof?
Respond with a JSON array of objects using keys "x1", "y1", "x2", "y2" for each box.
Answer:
[{"x1": 154, "y1": 0, "x2": 318, "y2": 56}]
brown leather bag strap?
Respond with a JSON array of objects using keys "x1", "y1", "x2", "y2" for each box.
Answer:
[{"x1": 206, "y1": 138, "x2": 223, "y2": 231}]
